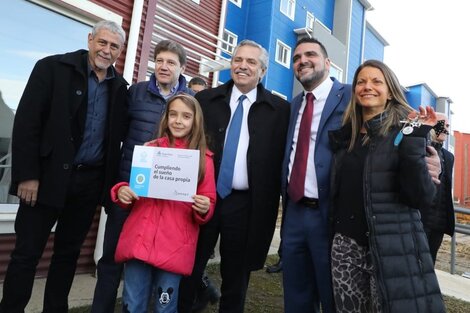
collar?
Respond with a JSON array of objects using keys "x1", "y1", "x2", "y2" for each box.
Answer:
[
  {"x1": 148, "y1": 74, "x2": 189, "y2": 98},
  {"x1": 155, "y1": 136, "x2": 188, "y2": 148},
  {"x1": 231, "y1": 85, "x2": 257, "y2": 104},
  {"x1": 157, "y1": 80, "x2": 180, "y2": 99},
  {"x1": 87, "y1": 59, "x2": 115, "y2": 81},
  {"x1": 304, "y1": 76, "x2": 334, "y2": 101},
  {"x1": 204, "y1": 80, "x2": 275, "y2": 109},
  {"x1": 364, "y1": 111, "x2": 388, "y2": 137},
  {"x1": 431, "y1": 141, "x2": 443, "y2": 150}
]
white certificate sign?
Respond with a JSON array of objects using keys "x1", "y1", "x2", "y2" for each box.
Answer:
[{"x1": 129, "y1": 145, "x2": 200, "y2": 202}]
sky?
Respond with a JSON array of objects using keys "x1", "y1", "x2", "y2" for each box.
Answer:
[{"x1": 366, "y1": 0, "x2": 470, "y2": 133}]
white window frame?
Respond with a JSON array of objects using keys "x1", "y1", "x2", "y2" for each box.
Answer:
[
  {"x1": 29, "y1": 0, "x2": 122, "y2": 25},
  {"x1": 229, "y1": 0, "x2": 242, "y2": 7},
  {"x1": 221, "y1": 29, "x2": 238, "y2": 54},
  {"x1": 271, "y1": 90, "x2": 287, "y2": 100},
  {"x1": 329, "y1": 61, "x2": 344, "y2": 82},
  {"x1": 275, "y1": 39, "x2": 291, "y2": 68},
  {"x1": 280, "y1": 0, "x2": 295, "y2": 20},
  {"x1": 306, "y1": 12, "x2": 314, "y2": 30}
]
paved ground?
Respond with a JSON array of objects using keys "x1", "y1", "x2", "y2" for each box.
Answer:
[{"x1": 1, "y1": 229, "x2": 470, "y2": 312}]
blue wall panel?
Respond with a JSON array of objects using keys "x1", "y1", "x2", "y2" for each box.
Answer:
[
  {"x1": 405, "y1": 85, "x2": 437, "y2": 110},
  {"x1": 347, "y1": 0, "x2": 365, "y2": 83},
  {"x1": 294, "y1": 0, "x2": 334, "y2": 29},
  {"x1": 405, "y1": 87, "x2": 422, "y2": 110},
  {"x1": 364, "y1": 28, "x2": 384, "y2": 61},
  {"x1": 309, "y1": 0, "x2": 334, "y2": 29}
]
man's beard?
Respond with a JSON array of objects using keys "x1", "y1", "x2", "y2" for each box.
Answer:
[{"x1": 297, "y1": 67, "x2": 327, "y2": 87}]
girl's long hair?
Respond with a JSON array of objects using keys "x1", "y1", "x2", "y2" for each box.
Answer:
[
  {"x1": 157, "y1": 93, "x2": 207, "y2": 182},
  {"x1": 343, "y1": 59, "x2": 413, "y2": 151}
]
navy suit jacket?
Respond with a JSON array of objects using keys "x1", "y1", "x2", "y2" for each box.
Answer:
[{"x1": 281, "y1": 77, "x2": 351, "y2": 222}]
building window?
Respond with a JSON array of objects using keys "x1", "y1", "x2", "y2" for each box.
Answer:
[
  {"x1": 329, "y1": 62, "x2": 344, "y2": 82},
  {"x1": 275, "y1": 40, "x2": 291, "y2": 68},
  {"x1": 306, "y1": 12, "x2": 314, "y2": 30},
  {"x1": 272, "y1": 90, "x2": 287, "y2": 100},
  {"x1": 229, "y1": 0, "x2": 242, "y2": 7},
  {"x1": 280, "y1": 0, "x2": 295, "y2": 20},
  {"x1": 221, "y1": 29, "x2": 238, "y2": 54}
]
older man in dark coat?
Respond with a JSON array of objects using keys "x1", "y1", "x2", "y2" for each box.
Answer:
[
  {"x1": 178, "y1": 40, "x2": 290, "y2": 313},
  {"x1": 422, "y1": 113, "x2": 455, "y2": 264},
  {"x1": 0, "y1": 20, "x2": 128, "y2": 313}
]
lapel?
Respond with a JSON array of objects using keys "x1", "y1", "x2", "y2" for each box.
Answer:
[
  {"x1": 208, "y1": 81, "x2": 233, "y2": 127},
  {"x1": 63, "y1": 51, "x2": 88, "y2": 119},
  {"x1": 317, "y1": 78, "x2": 346, "y2": 138},
  {"x1": 287, "y1": 93, "x2": 304, "y2": 146}
]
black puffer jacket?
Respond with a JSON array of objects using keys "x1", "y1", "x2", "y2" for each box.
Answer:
[{"x1": 329, "y1": 115, "x2": 445, "y2": 313}]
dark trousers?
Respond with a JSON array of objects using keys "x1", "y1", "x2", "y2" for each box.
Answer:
[
  {"x1": 0, "y1": 168, "x2": 103, "y2": 313},
  {"x1": 91, "y1": 203, "x2": 129, "y2": 313},
  {"x1": 179, "y1": 191, "x2": 251, "y2": 313},
  {"x1": 282, "y1": 200, "x2": 334, "y2": 313},
  {"x1": 424, "y1": 228, "x2": 445, "y2": 265}
]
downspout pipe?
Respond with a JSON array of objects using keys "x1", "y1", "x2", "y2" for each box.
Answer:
[
  {"x1": 123, "y1": 0, "x2": 145, "y2": 84},
  {"x1": 95, "y1": 0, "x2": 144, "y2": 265},
  {"x1": 213, "y1": 0, "x2": 228, "y2": 87}
]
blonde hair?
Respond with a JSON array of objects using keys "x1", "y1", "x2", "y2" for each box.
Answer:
[
  {"x1": 343, "y1": 60, "x2": 413, "y2": 151},
  {"x1": 157, "y1": 93, "x2": 208, "y2": 182}
]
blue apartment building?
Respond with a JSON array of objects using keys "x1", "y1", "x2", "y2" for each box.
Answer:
[
  {"x1": 216, "y1": 0, "x2": 452, "y2": 122},
  {"x1": 218, "y1": 0, "x2": 382, "y2": 100}
]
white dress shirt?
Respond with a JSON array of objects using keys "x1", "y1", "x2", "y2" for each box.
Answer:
[
  {"x1": 288, "y1": 78, "x2": 334, "y2": 198},
  {"x1": 225, "y1": 85, "x2": 257, "y2": 190}
]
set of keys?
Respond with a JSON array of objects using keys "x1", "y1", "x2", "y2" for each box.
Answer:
[
  {"x1": 400, "y1": 116, "x2": 422, "y2": 135},
  {"x1": 394, "y1": 116, "x2": 422, "y2": 146}
]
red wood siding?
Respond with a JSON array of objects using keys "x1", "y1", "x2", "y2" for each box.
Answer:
[
  {"x1": 90, "y1": 0, "x2": 134, "y2": 75},
  {"x1": 453, "y1": 131, "x2": 470, "y2": 207},
  {"x1": 153, "y1": 0, "x2": 223, "y2": 84},
  {"x1": 138, "y1": 0, "x2": 158, "y2": 82},
  {"x1": 0, "y1": 208, "x2": 101, "y2": 281},
  {"x1": 91, "y1": 0, "x2": 156, "y2": 84}
]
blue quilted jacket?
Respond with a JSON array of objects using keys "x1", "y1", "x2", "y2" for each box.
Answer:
[{"x1": 119, "y1": 73, "x2": 193, "y2": 181}]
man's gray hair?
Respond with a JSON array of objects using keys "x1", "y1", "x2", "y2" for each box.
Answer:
[
  {"x1": 232, "y1": 39, "x2": 269, "y2": 71},
  {"x1": 92, "y1": 20, "x2": 126, "y2": 45}
]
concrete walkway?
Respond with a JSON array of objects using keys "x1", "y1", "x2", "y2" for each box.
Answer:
[{"x1": 1, "y1": 228, "x2": 469, "y2": 312}]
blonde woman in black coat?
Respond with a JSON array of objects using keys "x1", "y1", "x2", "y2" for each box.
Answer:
[{"x1": 328, "y1": 60, "x2": 445, "y2": 313}]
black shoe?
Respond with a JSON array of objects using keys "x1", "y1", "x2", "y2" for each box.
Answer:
[
  {"x1": 266, "y1": 259, "x2": 282, "y2": 273},
  {"x1": 192, "y1": 275, "x2": 220, "y2": 312}
]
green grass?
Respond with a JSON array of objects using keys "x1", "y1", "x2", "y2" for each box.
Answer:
[{"x1": 70, "y1": 255, "x2": 470, "y2": 313}]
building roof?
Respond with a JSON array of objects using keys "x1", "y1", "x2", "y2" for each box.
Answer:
[{"x1": 366, "y1": 21, "x2": 389, "y2": 46}]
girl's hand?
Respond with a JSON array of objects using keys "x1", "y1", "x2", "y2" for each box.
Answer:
[
  {"x1": 408, "y1": 105, "x2": 437, "y2": 127},
  {"x1": 117, "y1": 186, "x2": 139, "y2": 204},
  {"x1": 192, "y1": 195, "x2": 211, "y2": 216}
]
